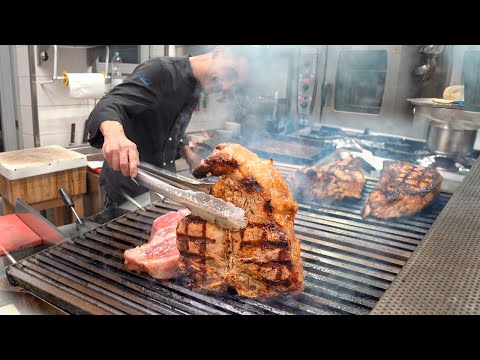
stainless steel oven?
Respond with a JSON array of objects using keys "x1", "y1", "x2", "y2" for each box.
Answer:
[
  {"x1": 316, "y1": 45, "x2": 423, "y2": 138},
  {"x1": 241, "y1": 45, "x2": 426, "y2": 139}
]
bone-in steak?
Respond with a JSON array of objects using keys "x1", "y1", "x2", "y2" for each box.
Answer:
[
  {"x1": 363, "y1": 160, "x2": 443, "y2": 219},
  {"x1": 176, "y1": 143, "x2": 303, "y2": 299},
  {"x1": 286, "y1": 156, "x2": 366, "y2": 203},
  {"x1": 124, "y1": 208, "x2": 190, "y2": 279}
]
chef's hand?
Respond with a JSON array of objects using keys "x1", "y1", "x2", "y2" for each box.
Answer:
[
  {"x1": 181, "y1": 145, "x2": 202, "y2": 171},
  {"x1": 100, "y1": 121, "x2": 139, "y2": 177}
]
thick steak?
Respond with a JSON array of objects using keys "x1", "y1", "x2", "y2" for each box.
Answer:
[
  {"x1": 177, "y1": 143, "x2": 303, "y2": 299},
  {"x1": 363, "y1": 161, "x2": 443, "y2": 219},
  {"x1": 287, "y1": 156, "x2": 366, "y2": 203},
  {"x1": 124, "y1": 208, "x2": 190, "y2": 279}
]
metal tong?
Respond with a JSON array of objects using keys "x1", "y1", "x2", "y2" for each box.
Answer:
[
  {"x1": 132, "y1": 162, "x2": 247, "y2": 231},
  {"x1": 137, "y1": 162, "x2": 215, "y2": 193}
]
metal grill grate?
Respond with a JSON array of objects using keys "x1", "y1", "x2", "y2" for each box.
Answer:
[{"x1": 6, "y1": 168, "x2": 451, "y2": 315}]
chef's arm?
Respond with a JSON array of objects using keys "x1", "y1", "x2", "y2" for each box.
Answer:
[
  {"x1": 87, "y1": 92, "x2": 149, "y2": 178},
  {"x1": 87, "y1": 60, "x2": 159, "y2": 177},
  {"x1": 181, "y1": 144, "x2": 202, "y2": 170},
  {"x1": 99, "y1": 121, "x2": 139, "y2": 178}
]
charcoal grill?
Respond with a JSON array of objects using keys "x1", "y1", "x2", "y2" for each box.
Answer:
[{"x1": 5, "y1": 164, "x2": 451, "y2": 315}]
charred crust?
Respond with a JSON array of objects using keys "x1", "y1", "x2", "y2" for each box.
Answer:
[
  {"x1": 263, "y1": 222, "x2": 287, "y2": 237},
  {"x1": 379, "y1": 162, "x2": 443, "y2": 197},
  {"x1": 241, "y1": 175, "x2": 263, "y2": 193},
  {"x1": 240, "y1": 240, "x2": 289, "y2": 249},
  {"x1": 261, "y1": 278, "x2": 293, "y2": 287},
  {"x1": 177, "y1": 235, "x2": 216, "y2": 244},
  {"x1": 241, "y1": 259, "x2": 293, "y2": 269},
  {"x1": 184, "y1": 216, "x2": 206, "y2": 224},
  {"x1": 192, "y1": 158, "x2": 240, "y2": 178},
  {"x1": 264, "y1": 200, "x2": 273, "y2": 213},
  {"x1": 178, "y1": 252, "x2": 215, "y2": 261}
]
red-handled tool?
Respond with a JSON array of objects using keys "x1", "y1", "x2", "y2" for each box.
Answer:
[{"x1": 58, "y1": 187, "x2": 84, "y2": 226}]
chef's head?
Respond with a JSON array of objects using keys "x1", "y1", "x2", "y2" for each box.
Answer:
[{"x1": 200, "y1": 45, "x2": 252, "y2": 95}]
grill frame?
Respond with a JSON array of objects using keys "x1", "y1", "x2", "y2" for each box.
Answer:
[{"x1": 6, "y1": 170, "x2": 451, "y2": 315}]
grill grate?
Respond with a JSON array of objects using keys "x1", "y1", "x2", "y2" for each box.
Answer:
[{"x1": 6, "y1": 169, "x2": 451, "y2": 315}]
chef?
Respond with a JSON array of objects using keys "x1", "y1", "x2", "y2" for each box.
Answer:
[{"x1": 86, "y1": 46, "x2": 251, "y2": 207}]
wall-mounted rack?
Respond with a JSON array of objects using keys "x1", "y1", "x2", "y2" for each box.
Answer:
[{"x1": 38, "y1": 45, "x2": 110, "y2": 85}]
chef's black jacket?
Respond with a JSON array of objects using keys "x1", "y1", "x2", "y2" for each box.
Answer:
[{"x1": 87, "y1": 56, "x2": 202, "y2": 204}]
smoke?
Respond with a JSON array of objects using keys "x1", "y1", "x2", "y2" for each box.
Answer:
[{"x1": 190, "y1": 45, "x2": 300, "y2": 155}]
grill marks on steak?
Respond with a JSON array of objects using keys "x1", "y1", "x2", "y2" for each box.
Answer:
[
  {"x1": 363, "y1": 161, "x2": 443, "y2": 219},
  {"x1": 123, "y1": 208, "x2": 190, "y2": 279},
  {"x1": 286, "y1": 156, "x2": 366, "y2": 203},
  {"x1": 178, "y1": 143, "x2": 303, "y2": 299}
]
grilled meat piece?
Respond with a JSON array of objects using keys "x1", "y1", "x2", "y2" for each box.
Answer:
[
  {"x1": 124, "y1": 209, "x2": 190, "y2": 279},
  {"x1": 363, "y1": 161, "x2": 443, "y2": 219},
  {"x1": 286, "y1": 156, "x2": 366, "y2": 202},
  {"x1": 177, "y1": 143, "x2": 303, "y2": 298}
]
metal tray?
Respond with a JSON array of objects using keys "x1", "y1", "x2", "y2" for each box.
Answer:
[
  {"x1": 247, "y1": 135, "x2": 336, "y2": 166},
  {"x1": 407, "y1": 98, "x2": 464, "y2": 110}
]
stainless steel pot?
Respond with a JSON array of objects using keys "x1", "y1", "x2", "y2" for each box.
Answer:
[{"x1": 426, "y1": 120, "x2": 478, "y2": 155}]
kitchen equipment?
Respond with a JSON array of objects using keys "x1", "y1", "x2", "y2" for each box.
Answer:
[
  {"x1": 133, "y1": 168, "x2": 247, "y2": 231},
  {"x1": 5, "y1": 162, "x2": 452, "y2": 315},
  {"x1": 247, "y1": 134, "x2": 335, "y2": 166},
  {"x1": 69, "y1": 123, "x2": 75, "y2": 145},
  {"x1": 426, "y1": 120, "x2": 478, "y2": 155},
  {"x1": 409, "y1": 99, "x2": 480, "y2": 141},
  {"x1": 407, "y1": 97, "x2": 464, "y2": 110},
  {"x1": 119, "y1": 191, "x2": 143, "y2": 209},
  {"x1": 319, "y1": 45, "x2": 423, "y2": 138},
  {"x1": 58, "y1": 188, "x2": 84, "y2": 225}
]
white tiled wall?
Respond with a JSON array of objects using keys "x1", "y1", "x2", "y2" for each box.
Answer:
[
  {"x1": 33, "y1": 46, "x2": 97, "y2": 147},
  {"x1": 20, "y1": 105, "x2": 33, "y2": 135},
  {"x1": 34, "y1": 46, "x2": 90, "y2": 78},
  {"x1": 16, "y1": 45, "x2": 34, "y2": 149},
  {"x1": 14, "y1": 45, "x2": 97, "y2": 148},
  {"x1": 15, "y1": 46, "x2": 29, "y2": 76},
  {"x1": 38, "y1": 104, "x2": 92, "y2": 146},
  {"x1": 22, "y1": 133, "x2": 34, "y2": 149},
  {"x1": 35, "y1": 77, "x2": 91, "y2": 107},
  {"x1": 17, "y1": 76, "x2": 32, "y2": 106}
]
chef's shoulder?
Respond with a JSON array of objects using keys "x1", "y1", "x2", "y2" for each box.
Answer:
[{"x1": 128, "y1": 57, "x2": 179, "y2": 89}]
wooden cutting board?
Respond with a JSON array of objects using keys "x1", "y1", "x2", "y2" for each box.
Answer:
[
  {"x1": 0, "y1": 214, "x2": 42, "y2": 255},
  {"x1": 0, "y1": 145, "x2": 87, "y2": 180}
]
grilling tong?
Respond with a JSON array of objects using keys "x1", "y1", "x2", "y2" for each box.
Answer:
[{"x1": 132, "y1": 162, "x2": 247, "y2": 231}]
